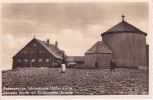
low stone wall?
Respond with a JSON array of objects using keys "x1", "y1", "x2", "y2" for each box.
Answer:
[
  {"x1": 137, "y1": 66, "x2": 149, "y2": 70},
  {"x1": 116, "y1": 66, "x2": 138, "y2": 69},
  {"x1": 116, "y1": 66, "x2": 149, "y2": 70}
]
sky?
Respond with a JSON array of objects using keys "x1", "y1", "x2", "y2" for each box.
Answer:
[{"x1": 2, "y1": 2, "x2": 149, "y2": 70}]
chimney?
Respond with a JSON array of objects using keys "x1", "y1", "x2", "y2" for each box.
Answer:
[
  {"x1": 47, "y1": 39, "x2": 49, "y2": 46},
  {"x1": 55, "y1": 41, "x2": 58, "y2": 49}
]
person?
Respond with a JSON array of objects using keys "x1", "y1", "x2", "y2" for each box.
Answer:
[
  {"x1": 110, "y1": 60, "x2": 116, "y2": 72},
  {"x1": 95, "y1": 61, "x2": 99, "y2": 69}
]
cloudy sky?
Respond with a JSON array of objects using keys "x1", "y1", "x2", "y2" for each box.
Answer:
[{"x1": 2, "y1": 2, "x2": 149, "y2": 70}]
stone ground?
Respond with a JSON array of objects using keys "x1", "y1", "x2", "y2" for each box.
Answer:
[{"x1": 2, "y1": 68, "x2": 149, "y2": 95}]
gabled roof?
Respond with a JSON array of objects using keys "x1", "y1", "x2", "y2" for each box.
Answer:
[
  {"x1": 13, "y1": 38, "x2": 64, "y2": 59},
  {"x1": 85, "y1": 41, "x2": 113, "y2": 54},
  {"x1": 66, "y1": 56, "x2": 84, "y2": 62},
  {"x1": 101, "y1": 20, "x2": 147, "y2": 36},
  {"x1": 35, "y1": 38, "x2": 63, "y2": 59}
]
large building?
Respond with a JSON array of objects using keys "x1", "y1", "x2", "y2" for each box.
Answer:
[
  {"x1": 12, "y1": 38, "x2": 66, "y2": 69},
  {"x1": 85, "y1": 15, "x2": 148, "y2": 68},
  {"x1": 101, "y1": 15, "x2": 147, "y2": 67}
]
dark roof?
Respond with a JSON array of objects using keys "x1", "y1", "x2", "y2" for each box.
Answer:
[
  {"x1": 66, "y1": 56, "x2": 75, "y2": 62},
  {"x1": 36, "y1": 38, "x2": 63, "y2": 59},
  {"x1": 73, "y1": 56, "x2": 84, "y2": 62},
  {"x1": 66, "y1": 56, "x2": 84, "y2": 62},
  {"x1": 85, "y1": 41, "x2": 113, "y2": 54},
  {"x1": 101, "y1": 21, "x2": 147, "y2": 36},
  {"x1": 13, "y1": 38, "x2": 64, "y2": 59}
]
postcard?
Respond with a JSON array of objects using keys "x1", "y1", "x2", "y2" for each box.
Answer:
[{"x1": 0, "y1": 0, "x2": 152, "y2": 99}]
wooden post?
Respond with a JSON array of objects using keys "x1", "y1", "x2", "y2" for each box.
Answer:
[
  {"x1": 30, "y1": 59, "x2": 32, "y2": 67},
  {"x1": 61, "y1": 52, "x2": 66, "y2": 73},
  {"x1": 95, "y1": 43, "x2": 98, "y2": 69}
]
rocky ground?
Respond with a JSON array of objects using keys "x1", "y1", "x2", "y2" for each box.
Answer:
[{"x1": 2, "y1": 68, "x2": 149, "y2": 95}]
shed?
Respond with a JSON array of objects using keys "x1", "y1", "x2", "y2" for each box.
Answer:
[
  {"x1": 66, "y1": 56, "x2": 76, "y2": 68},
  {"x1": 66, "y1": 56, "x2": 84, "y2": 68}
]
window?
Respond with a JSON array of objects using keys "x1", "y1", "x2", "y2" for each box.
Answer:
[
  {"x1": 24, "y1": 59, "x2": 28, "y2": 62},
  {"x1": 39, "y1": 51, "x2": 45, "y2": 53},
  {"x1": 60, "y1": 60, "x2": 62, "y2": 63},
  {"x1": 17, "y1": 59, "x2": 21, "y2": 62},
  {"x1": 30, "y1": 51, "x2": 34, "y2": 54},
  {"x1": 33, "y1": 44, "x2": 36, "y2": 46},
  {"x1": 21, "y1": 51, "x2": 28, "y2": 54},
  {"x1": 32, "y1": 59, "x2": 35, "y2": 62},
  {"x1": 39, "y1": 59, "x2": 43, "y2": 62},
  {"x1": 46, "y1": 59, "x2": 49, "y2": 62}
]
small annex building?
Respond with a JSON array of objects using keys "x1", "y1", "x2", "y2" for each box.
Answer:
[
  {"x1": 84, "y1": 41, "x2": 113, "y2": 69},
  {"x1": 66, "y1": 56, "x2": 84, "y2": 68},
  {"x1": 12, "y1": 38, "x2": 66, "y2": 69},
  {"x1": 66, "y1": 56, "x2": 76, "y2": 68}
]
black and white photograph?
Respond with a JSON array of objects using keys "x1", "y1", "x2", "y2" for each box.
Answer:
[{"x1": 1, "y1": 0, "x2": 152, "y2": 99}]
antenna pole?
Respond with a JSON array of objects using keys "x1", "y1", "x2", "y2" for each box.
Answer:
[{"x1": 34, "y1": 32, "x2": 35, "y2": 38}]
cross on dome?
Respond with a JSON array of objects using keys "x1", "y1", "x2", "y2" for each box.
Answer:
[{"x1": 121, "y1": 14, "x2": 125, "y2": 21}]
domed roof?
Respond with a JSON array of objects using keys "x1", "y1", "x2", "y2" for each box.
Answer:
[{"x1": 101, "y1": 15, "x2": 147, "y2": 36}]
